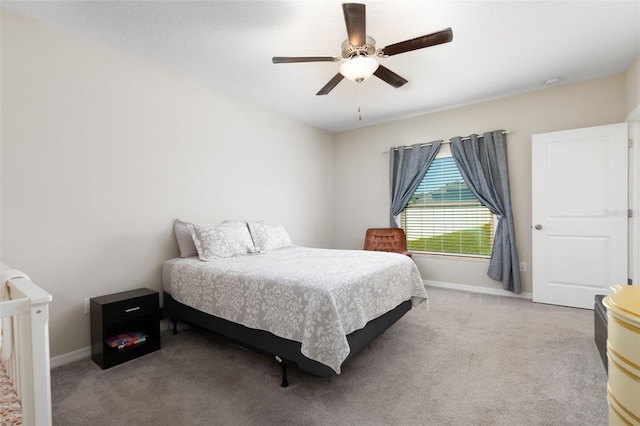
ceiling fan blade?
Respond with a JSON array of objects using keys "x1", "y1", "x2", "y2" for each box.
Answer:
[
  {"x1": 373, "y1": 65, "x2": 408, "y2": 88},
  {"x1": 272, "y1": 56, "x2": 340, "y2": 64},
  {"x1": 316, "y1": 73, "x2": 345, "y2": 96},
  {"x1": 343, "y1": 3, "x2": 366, "y2": 46},
  {"x1": 382, "y1": 28, "x2": 453, "y2": 56}
]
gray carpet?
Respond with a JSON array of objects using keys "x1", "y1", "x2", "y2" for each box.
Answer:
[{"x1": 51, "y1": 287, "x2": 608, "y2": 425}]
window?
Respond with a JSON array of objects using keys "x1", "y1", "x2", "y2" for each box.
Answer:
[{"x1": 401, "y1": 155, "x2": 494, "y2": 257}]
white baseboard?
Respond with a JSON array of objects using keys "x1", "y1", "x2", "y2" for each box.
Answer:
[
  {"x1": 425, "y1": 280, "x2": 533, "y2": 300},
  {"x1": 50, "y1": 346, "x2": 91, "y2": 369},
  {"x1": 50, "y1": 319, "x2": 172, "y2": 369}
]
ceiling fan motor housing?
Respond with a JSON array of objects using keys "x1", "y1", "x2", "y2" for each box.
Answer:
[{"x1": 341, "y1": 36, "x2": 377, "y2": 58}]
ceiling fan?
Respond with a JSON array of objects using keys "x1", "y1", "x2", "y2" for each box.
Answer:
[{"x1": 272, "y1": 3, "x2": 453, "y2": 96}]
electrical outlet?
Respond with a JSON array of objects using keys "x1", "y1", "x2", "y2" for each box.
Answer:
[
  {"x1": 519, "y1": 262, "x2": 527, "y2": 272},
  {"x1": 84, "y1": 298, "x2": 90, "y2": 314}
]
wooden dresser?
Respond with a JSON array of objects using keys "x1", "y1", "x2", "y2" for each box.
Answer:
[{"x1": 603, "y1": 285, "x2": 640, "y2": 425}]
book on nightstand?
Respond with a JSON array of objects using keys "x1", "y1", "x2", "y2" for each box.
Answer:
[{"x1": 106, "y1": 331, "x2": 148, "y2": 349}]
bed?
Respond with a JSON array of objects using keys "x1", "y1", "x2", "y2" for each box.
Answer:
[{"x1": 162, "y1": 220, "x2": 427, "y2": 385}]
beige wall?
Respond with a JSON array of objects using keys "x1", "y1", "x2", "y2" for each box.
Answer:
[
  {"x1": 0, "y1": 10, "x2": 334, "y2": 357},
  {"x1": 333, "y1": 74, "x2": 626, "y2": 295},
  {"x1": 626, "y1": 54, "x2": 640, "y2": 117}
]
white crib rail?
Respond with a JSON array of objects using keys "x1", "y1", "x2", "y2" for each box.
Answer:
[{"x1": 0, "y1": 269, "x2": 53, "y2": 426}]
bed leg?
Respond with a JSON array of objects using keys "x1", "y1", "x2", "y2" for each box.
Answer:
[
  {"x1": 171, "y1": 319, "x2": 178, "y2": 335},
  {"x1": 275, "y1": 356, "x2": 288, "y2": 387}
]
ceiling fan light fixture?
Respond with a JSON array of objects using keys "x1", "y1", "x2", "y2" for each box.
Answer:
[{"x1": 340, "y1": 56, "x2": 379, "y2": 83}]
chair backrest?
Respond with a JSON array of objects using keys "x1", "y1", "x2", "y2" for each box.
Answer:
[{"x1": 363, "y1": 228, "x2": 412, "y2": 257}]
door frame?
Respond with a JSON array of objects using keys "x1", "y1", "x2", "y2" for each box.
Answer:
[{"x1": 627, "y1": 106, "x2": 640, "y2": 287}]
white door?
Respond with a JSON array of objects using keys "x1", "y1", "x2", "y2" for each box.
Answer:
[{"x1": 532, "y1": 123, "x2": 628, "y2": 309}]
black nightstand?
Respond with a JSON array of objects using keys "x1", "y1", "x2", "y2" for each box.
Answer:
[{"x1": 90, "y1": 288, "x2": 161, "y2": 369}]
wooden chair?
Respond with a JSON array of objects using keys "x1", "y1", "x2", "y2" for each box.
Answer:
[{"x1": 363, "y1": 228, "x2": 412, "y2": 257}]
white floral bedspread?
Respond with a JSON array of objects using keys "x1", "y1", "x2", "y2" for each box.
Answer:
[{"x1": 167, "y1": 247, "x2": 427, "y2": 374}]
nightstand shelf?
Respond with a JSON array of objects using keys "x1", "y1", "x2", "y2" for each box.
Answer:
[{"x1": 90, "y1": 288, "x2": 161, "y2": 369}]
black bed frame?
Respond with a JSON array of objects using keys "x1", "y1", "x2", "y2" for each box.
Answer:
[{"x1": 163, "y1": 292, "x2": 412, "y2": 386}]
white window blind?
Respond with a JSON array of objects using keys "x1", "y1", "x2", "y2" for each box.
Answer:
[{"x1": 401, "y1": 156, "x2": 494, "y2": 256}]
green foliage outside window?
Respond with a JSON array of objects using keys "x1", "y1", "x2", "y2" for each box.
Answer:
[{"x1": 406, "y1": 222, "x2": 493, "y2": 256}]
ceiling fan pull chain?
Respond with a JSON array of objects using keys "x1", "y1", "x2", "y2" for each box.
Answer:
[{"x1": 357, "y1": 85, "x2": 363, "y2": 121}]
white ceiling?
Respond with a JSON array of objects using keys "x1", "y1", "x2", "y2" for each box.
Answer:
[{"x1": 3, "y1": 0, "x2": 640, "y2": 132}]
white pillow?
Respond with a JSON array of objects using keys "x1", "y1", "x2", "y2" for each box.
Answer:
[
  {"x1": 248, "y1": 222, "x2": 293, "y2": 252},
  {"x1": 190, "y1": 222, "x2": 256, "y2": 261},
  {"x1": 174, "y1": 219, "x2": 198, "y2": 258}
]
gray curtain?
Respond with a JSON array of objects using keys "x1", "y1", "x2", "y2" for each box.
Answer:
[
  {"x1": 450, "y1": 131, "x2": 521, "y2": 293},
  {"x1": 389, "y1": 141, "x2": 442, "y2": 227}
]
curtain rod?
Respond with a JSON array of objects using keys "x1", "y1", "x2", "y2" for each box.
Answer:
[{"x1": 384, "y1": 130, "x2": 511, "y2": 153}]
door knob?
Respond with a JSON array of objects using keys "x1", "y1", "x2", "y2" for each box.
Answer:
[{"x1": 535, "y1": 224, "x2": 542, "y2": 230}]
